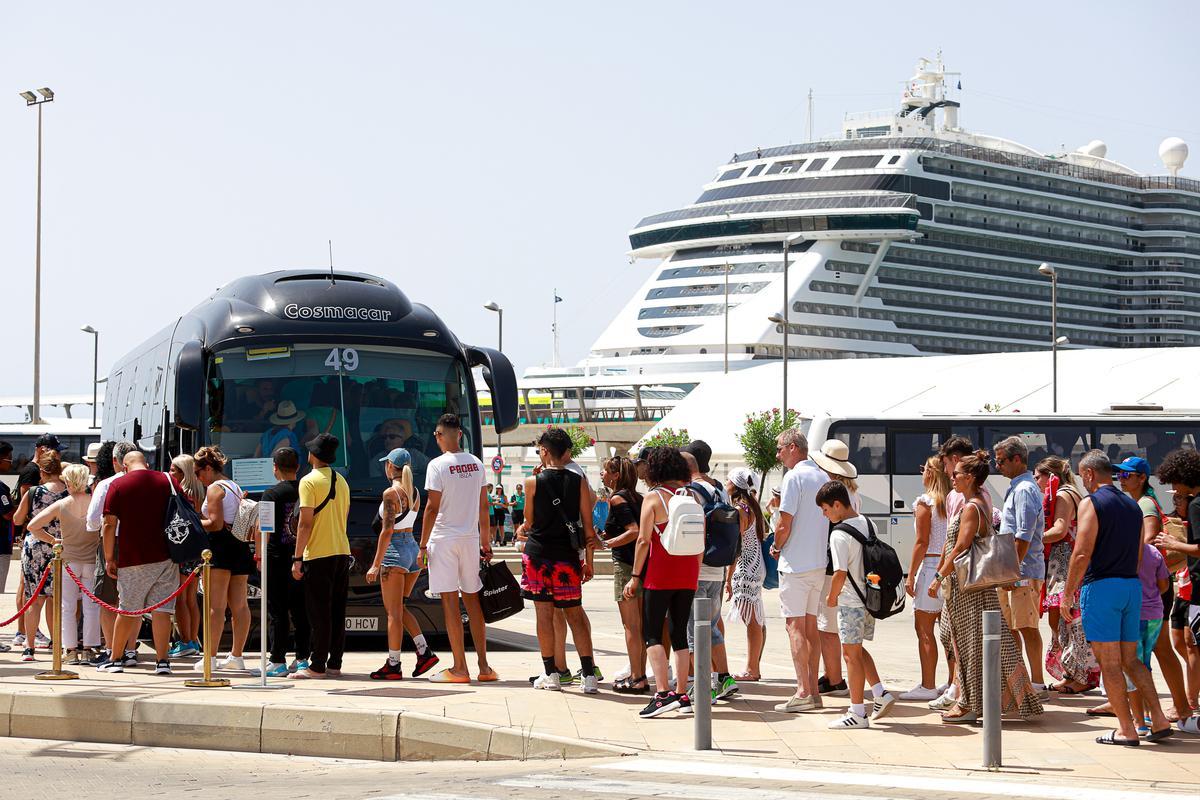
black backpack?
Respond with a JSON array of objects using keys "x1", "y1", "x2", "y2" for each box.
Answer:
[
  {"x1": 834, "y1": 518, "x2": 905, "y2": 620},
  {"x1": 689, "y1": 481, "x2": 741, "y2": 568}
]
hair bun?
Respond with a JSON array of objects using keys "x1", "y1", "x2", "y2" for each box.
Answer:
[{"x1": 973, "y1": 449, "x2": 989, "y2": 460}]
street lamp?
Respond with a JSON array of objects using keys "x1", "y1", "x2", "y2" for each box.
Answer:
[
  {"x1": 1038, "y1": 263, "x2": 1060, "y2": 412},
  {"x1": 483, "y1": 302, "x2": 504, "y2": 478},
  {"x1": 21, "y1": 87, "x2": 54, "y2": 425},
  {"x1": 778, "y1": 233, "x2": 806, "y2": 420},
  {"x1": 80, "y1": 326, "x2": 99, "y2": 429},
  {"x1": 767, "y1": 313, "x2": 788, "y2": 415}
]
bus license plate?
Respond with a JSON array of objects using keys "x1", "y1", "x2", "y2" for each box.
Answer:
[{"x1": 345, "y1": 617, "x2": 378, "y2": 632}]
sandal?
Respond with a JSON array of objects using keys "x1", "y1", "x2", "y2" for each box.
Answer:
[
  {"x1": 614, "y1": 675, "x2": 649, "y2": 694},
  {"x1": 1096, "y1": 729, "x2": 1140, "y2": 746},
  {"x1": 733, "y1": 672, "x2": 761, "y2": 682},
  {"x1": 1086, "y1": 703, "x2": 1116, "y2": 717}
]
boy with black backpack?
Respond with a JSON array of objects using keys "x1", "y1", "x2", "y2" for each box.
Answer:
[{"x1": 817, "y1": 480, "x2": 897, "y2": 729}]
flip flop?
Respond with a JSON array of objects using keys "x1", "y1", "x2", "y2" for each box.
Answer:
[
  {"x1": 733, "y1": 672, "x2": 761, "y2": 682},
  {"x1": 1086, "y1": 705, "x2": 1116, "y2": 717},
  {"x1": 428, "y1": 668, "x2": 470, "y2": 684},
  {"x1": 1145, "y1": 727, "x2": 1175, "y2": 743},
  {"x1": 476, "y1": 669, "x2": 500, "y2": 682},
  {"x1": 1096, "y1": 729, "x2": 1140, "y2": 746}
]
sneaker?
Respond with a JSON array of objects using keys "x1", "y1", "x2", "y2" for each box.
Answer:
[
  {"x1": 154, "y1": 660, "x2": 171, "y2": 675},
  {"x1": 370, "y1": 659, "x2": 404, "y2": 681},
  {"x1": 929, "y1": 688, "x2": 958, "y2": 711},
  {"x1": 581, "y1": 674, "x2": 599, "y2": 695},
  {"x1": 676, "y1": 693, "x2": 693, "y2": 714},
  {"x1": 66, "y1": 648, "x2": 86, "y2": 665},
  {"x1": 167, "y1": 641, "x2": 187, "y2": 658},
  {"x1": 174, "y1": 641, "x2": 200, "y2": 658},
  {"x1": 828, "y1": 712, "x2": 870, "y2": 729},
  {"x1": 715, "y1": 675, "x2": 739, "y2": 700},
  {"x1": 122, "y1": 650, "x2": 139, "y2": 667},
  {"x1": 265, "y1": 662, "x2": 289, "y2": 678},
  {"x1": 96, "y1": 656, "x2": 123, "y2": 673},
  {"x1": 13, "y1": 633, "x2": 26, "y2": 647},
  {"x1": 528, "y1": 670, "x2": 572, "y2": 685},
  {"x1": 20, "y1": 648, "x2": 34, "y2": 662},
  {"x1": 412, "y1": 649, "x2": 440, "y2": 678},
  {"x1": 533, "y1": 672, "x2": 562, "y2": 691},
  {"x1": 0, "y1": 642, "x2": 9, "y2": 653},
  {"x1": 217, "y1": 654, "x2": 245, "y2": 671},
  {"x1": 871, "y1": 691, "x2": 897, "y2": 721},
  {"x1": 34, "y1": 630, "x2": 50, "y2": 648},
  {"x1": 288, "y1": 658, "x2": 310, "y2": 673},
  {"x1": 818, "y1": 676, "x2": 849, "y2": 696},
  {"x1": 88, "y1": 649, "x2": 111, "y2": 667},
  {"x1": 639, "y1": 691, "x2": 682, "y2": 718},
  {"x1": 1178, "y1": 716, "x2": 1200, "y2": 734},
  {"x1": 899, "y1": 684, "x2": 939, "y2": 702},
  {"x1": 574, "y1": 665, "x2": 604, "y2": 683},
  {"x1": 288, "y1": 668, "x2": 327, "y2": 680},
  {"x1": 774, "y1": 694, "x2": 819, "y2": 713}
]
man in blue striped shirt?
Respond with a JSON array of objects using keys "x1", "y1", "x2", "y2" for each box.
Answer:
[{"x1": 994, "y1": 436, "x2": 1048, "y2": 697}]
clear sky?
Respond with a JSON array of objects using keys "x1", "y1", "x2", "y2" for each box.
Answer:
[{"x1": 2, "y1": 1, "x2": 1197, "y2": 402}]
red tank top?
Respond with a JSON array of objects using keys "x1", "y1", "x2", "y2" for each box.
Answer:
[{"x1": 643, "y1": 487, "x2": 702, "y2": 591}]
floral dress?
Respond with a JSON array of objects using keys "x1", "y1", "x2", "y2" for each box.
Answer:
[
  {"x1": 725, "y1": 501, "x2": 765, "y2": 626},
  {"x1": 22, "y1": 484, "x2": 67, "y2": 597},
  {"x1": 1040, "y1": 480, "x2": 1099, "y2": 688}
]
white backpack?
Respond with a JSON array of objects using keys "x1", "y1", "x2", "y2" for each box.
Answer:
[{"x1": 657, "y1": 487, "x2": 706, "y2": 556}]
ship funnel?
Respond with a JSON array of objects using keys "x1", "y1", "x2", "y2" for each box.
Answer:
[
  {"x1": 1076, "y1": 139, "x2": 1107, "y2": 159},
  {"x1": 1160, "y1": 137, "x2": 1189, "y2": 177}
]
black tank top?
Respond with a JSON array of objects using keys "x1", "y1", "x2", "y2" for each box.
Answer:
[
  {"x1": 526, "y1": 468, "x2": 582, "y2": 562},
  {"x1": 603, "y1": 489, "x2": 641, "y2": 565}
]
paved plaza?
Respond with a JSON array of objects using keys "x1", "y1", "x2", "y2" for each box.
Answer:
[{"x1": 1, "y1": 563, "x2": 1198, "y2": 784}]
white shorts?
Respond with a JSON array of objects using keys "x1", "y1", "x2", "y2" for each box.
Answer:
[
  {"x1": 913, "y1": 558, "x2": 944, "y2": 614},
  {"x1": 779, "y1": 568, "x2": 825, "y2": 619},
  {"x1": 816, "y1": 574, "x2": 837, "y2": 632},
  {"x1": 427, "y1": 536, "x2": 483, "y2": 595}
]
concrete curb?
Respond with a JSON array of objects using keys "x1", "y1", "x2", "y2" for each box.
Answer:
[{"x1": 0, "y1": 688, "x2": 635, "y2": 762}]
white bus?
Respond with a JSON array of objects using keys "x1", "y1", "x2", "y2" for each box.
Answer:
[
  {"x1": 804, "y1": 410, "x2": 1200, "y2": 567},
  {"x1": 0, "y1": 420, "x2": 101, "y2": 491}
]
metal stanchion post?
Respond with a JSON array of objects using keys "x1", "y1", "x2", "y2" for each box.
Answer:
[
  {"x1": 185, "y1": 550, "x2": 230, "y2": 688},
  {"x1": 239, "y1": 510, "x2": 287, "y2": 690},
  {"x1": 36, "y1": 544, "x2": 78, "y2": 681},
  {"x1": 693, "y1": 594, "x2": 712, "y2": 750},
  {"x1": 982, "y1": 609, "x2": 1002, "y2": 769}
]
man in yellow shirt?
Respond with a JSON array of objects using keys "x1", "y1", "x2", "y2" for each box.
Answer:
[{"x1": 290, "y1": 433, "x2": 350, "y2": 680}]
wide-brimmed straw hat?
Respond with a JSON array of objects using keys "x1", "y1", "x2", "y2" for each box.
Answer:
[
  {"x1": 82, "y1": 442, "x2": 102, "y2": 463},
  {"x1": 269, "y1": 400, "x2": 306, "y2": 427},
  {"x1": 811, "y1": 439, "x2": 858, "y2": 479}
]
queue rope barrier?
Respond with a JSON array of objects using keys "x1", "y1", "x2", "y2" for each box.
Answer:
[
  {"x1": 0, "y1": 564, "x2": 52, "y2": 628},
  {"x1": 63, "y1": 563, "x2": 200, "y2": 617}
]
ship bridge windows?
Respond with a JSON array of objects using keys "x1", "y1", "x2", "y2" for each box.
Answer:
[
  {"x1": 833, "y1": 155, "x2": 883, "y2": 170},
  {"x1": 747, "y1": 164, "x2": 767, "y2": 177},
  {"x1": 694, "y1": 174, "x2": 947, "y2": 204},
  {"x1": 806, "y1": 158, "x2": 829, "y2": 171},
  {"x1": 629, "y1": 212, "x2": 919, "y2": 250},
  {"x1": 718, "y1": 167, "x2": 747, "y2": 181},
  {"x1": 888, "y1": 155, "x2": 901, "y2": 165},
  {"x1": 766, "y1": 160, "x2": 806, "y2": 175}
]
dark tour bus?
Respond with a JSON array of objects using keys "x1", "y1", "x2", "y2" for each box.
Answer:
[{"x1": 101, "y1": 269, "x2": 518, "y2": 635}]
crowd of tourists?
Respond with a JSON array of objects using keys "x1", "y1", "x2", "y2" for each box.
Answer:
[{"x1": 2, "y1": 422, "x2": 1198, "y2": 745}]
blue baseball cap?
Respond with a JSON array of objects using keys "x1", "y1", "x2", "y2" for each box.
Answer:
[
  {"x1": 1114, "y1": 456, "x2": 1150, "y2": 476},
  {"x1": 379, "y1": 447, "x2": 412, "y2": 469}
]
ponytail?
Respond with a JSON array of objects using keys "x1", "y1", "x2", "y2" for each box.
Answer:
[{"x1": 399, "y1": 464, "x2": 416, "y2": 511}]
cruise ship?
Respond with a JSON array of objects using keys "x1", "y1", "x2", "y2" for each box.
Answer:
[{"x1": 574, "y1": 56, "x2": 1200, "y2": 380}]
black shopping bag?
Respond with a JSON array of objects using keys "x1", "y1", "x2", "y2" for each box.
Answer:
[
  {"x1": 479, "y1": 560, "x2": 524, "y2": 623},
  {"x1": 163, "y1": 478, "x2": 210, "y2": 565}
]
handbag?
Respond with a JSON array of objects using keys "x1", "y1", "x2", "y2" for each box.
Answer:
[
  {"x1": 163, "y1": 476, "x2": 210, "y2": 565},
  {"x1": 540, "y1": 470, "x2": 586, "y2": 551},
  {"x1": 953, "y1": 499, "x2": 1021, "y2": 592},
  {"x1": 761, "y1": 532, "x2": 779, "y2": 591},
  {"x1": 220, "y1": 480, "x2": 260, "y2": 543},
  {"x1": 1160, "y1": 516, "x2": 1189, "y2": 572},
  {"x1": 479, "y1": 560, "x2": 524, "y2": 623}
]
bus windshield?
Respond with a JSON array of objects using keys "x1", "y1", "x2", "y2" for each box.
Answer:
[{"x1": 204, "y1": 343, "x2": 471, "y2": 495}]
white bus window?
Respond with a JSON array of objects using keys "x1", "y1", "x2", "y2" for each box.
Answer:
[
  {"x1": 1096, "y1": 425, "x2": 1200, "y2": 469},
  {"x1": 829, "y1": 423, "x2": 886, "y2": 475},
  {"x1": 892, "y1": 430, "x2": 945, "y2": 475},
  {"x1": 983, "y1": 425, "x2": 1089, "y2": 471}
]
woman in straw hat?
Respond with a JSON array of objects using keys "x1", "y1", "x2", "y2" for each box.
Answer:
[{"x1": 256, "y1": 401, "x2": 306, "y2": 458}]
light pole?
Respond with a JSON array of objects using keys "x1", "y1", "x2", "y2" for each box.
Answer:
[
  {"x1": 484, "y1": 302, "x2": 504, "y2": 476},
  {"x1": 81, "y1": 326, "x2": 99, "y2": 429},
  {"x1": 723, "y1": 262, "x2": 731, "y2": 374},
  {"x1": 20, "y1": 87, "x2": 54, "y2": 425},
  {"x1": 1038, "y1": 263, "x2": 1060, "y2": 412},
  {"x1": 768, "y1": 314, "x2": 787, "y2": 416},
  {"x1": 777, "y1": 233, "x2": 806, "y2": 420}
]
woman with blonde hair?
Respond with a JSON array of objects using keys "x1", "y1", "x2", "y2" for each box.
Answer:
[
  {"x1": 11, "y1": 450, "x2": 67, "y2": 662},
  {"x1": 366, "y1": 448, "x2": 439, "y2": 680},
  {"x1": 901, "y1": 456, "x2": 951, "y2": 700},
  {"x1": 27, "y1": 463, "x2": 101, "y2": 663},
  {"x1": 167, "y1": 454, "x2": 205, "y2": 659},
  {"x1": 193, "y1": 446, "x2": 252, "y2": 671}
]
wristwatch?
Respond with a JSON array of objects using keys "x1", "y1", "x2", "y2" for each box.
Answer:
[{"x1": 292, "y1": 557, "x2": 303, "y2": 563}]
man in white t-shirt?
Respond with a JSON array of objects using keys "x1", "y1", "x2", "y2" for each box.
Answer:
[
  {"x1": 419, "y1": 413, "x2": 495, "y2": 684},
  {"x1": 770, "y1": 429, "x2": 830, "y2": 711},
  {"x1": 819, "y1": 480, "x2": 896, "y2": 729}
]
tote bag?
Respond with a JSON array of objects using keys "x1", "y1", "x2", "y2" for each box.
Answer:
[
  {"x1": 479, "y1": 560, "x2": 524, "y2": 623},
  {"x1": 163, "y1": 478, "x2": 210, "y2": 565}
]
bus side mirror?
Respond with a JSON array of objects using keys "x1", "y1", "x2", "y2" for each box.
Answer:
[
  {"x1": 466, "y1": 346, "x2": 518, "y2": 434},
  {"x1": 174, "y1": 340, "x2": 205, "y2": 431}
]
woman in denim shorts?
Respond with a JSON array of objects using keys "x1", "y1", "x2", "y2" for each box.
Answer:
[{"x1": 366, "y1": 448, "x2": 440, "y2": 680}]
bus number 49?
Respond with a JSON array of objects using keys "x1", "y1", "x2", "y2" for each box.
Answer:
[{"x1": 325, "y1": 347, "x2": 359, "y2": 372}]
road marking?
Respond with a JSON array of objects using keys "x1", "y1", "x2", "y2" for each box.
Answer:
[
  {"x1": 498, "y1": 775, "x2": 878, "y2": 800},
  {"x1": 595, "y1": 758, "x2": 1165, "y2": 800}
]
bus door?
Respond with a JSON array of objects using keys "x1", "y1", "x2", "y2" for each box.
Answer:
[{"x1": 887, "y1": 425, "x2": 951, "y2": 562}]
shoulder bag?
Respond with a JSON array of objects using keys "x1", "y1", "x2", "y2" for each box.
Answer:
[
  {"x1": 539, "y1": 470, "x2": 585, "y2": 551},
  {"x1": 220, "y1": 480, "x2": 260, "y2": 543},
  {"x1": 953, "y1": 498, "x2": 1021, "y2": 592},
  {"x1": 163, "y1": 476, "x2": 210, "y2": 564}
]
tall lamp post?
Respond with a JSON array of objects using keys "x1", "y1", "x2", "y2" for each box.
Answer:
[
  {"x1": 484, "y1": 302, "x2": 504, "y2": 474},
  {"x1": 20, "y1": 87, "x2": 54, "y2": 425},
  {"x1": 767, "y1": 314, "x2": 788, "y2": 416},
  {"x1": 80, "y1": 326, "x2": 99, "y2": 429},
  {"x1": 1038, "y1": 263, "x2": 1061, "y2": 412},
  {"x1": 775, "y1": 233, "x2": 807, "y2": 421}
]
